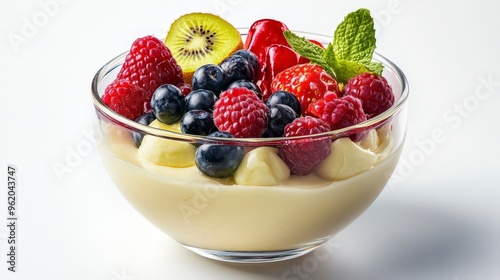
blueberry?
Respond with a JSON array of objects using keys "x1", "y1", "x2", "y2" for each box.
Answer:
[
  {"x1": 219, "y1": 55, "x2": 253, "y2": 83},
  {"x1": 185, "y1": 89, "x2": 217, "y2": 112},
  {"x1": 265, "y1": 90, "x2": 302, "y2": 116},
  {"x1": 192, "y1": 64, "x2": 228, "y2": 96},
  {"x1": 150, "y1": 84, "x2": 186, "y2": 124},
  {"x1": 181, "y1": 110, "x2": 217, "y2": 136},
  {"x1": 233, "y1": 49, "x2": 260, "y2": 78},
  {"x1": 207, "y1": 131, "x2": 233, "y2": 138},
  {"x1": 131, "y1": 111, "x2": 156, "y2": 147},
  {"x1": 195, "y1": 131, "x2": 244, "y2": 178},
  {"x1": 266, "y1": 104, "x2": 298, "y2": 137},
  {"x1": 226, "y1": 80, "x2": 262, "y2": 99}
]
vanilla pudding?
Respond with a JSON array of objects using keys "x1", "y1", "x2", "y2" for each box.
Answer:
[{"x1": 96, "y1": 119, "x2": 402, "y2": 252}]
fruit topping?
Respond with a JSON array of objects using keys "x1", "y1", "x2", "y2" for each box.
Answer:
[
  {"x1": 270, "y1": 64, "x2": 340, "y2": 114},
  {"x1": 234, "y1": 147, "x2": 290, "y2": 186},
  {"x1": 137, "y1": 120, "x2": 196, "y2": 167},
  {"x1": 258, "y1": 44, "x2": 304, "y2": 99},
  {"x1": 195, "y1": 131, "x2": 244, "y2": 178},
  {"x1": 342, "y1": 72, "x2": 394, "y2": 118},
  {"x1": 185, "y1": 89, "x2": 218, "y2": 112},
  {"x1": 219, "y1": 54, "x2": 254, "y2": 83},
  {"x1": 116, "y1": 35, "x2": 183, "y2": 110},
  {"x1": 226, "y1": 80, "x2": 262, "y2": 99},
  {"x1": 278, "y1": 116, "x2": 332, "y2": 175},
  {"x1": 265, "y1": 90, "x2": 302, "y2": 116},
  {"x1": 164, "y1": 13, "x2": 243, "y2": 84},
  {"x1": 131, "y1": 111, "x2": 156, "y2": 147},
  {"x1": 180, "y1": 109, "x2": 217, "y2": 136},
  {"x1": 310, "y1": 95, "x2": 368, "y2": 141},
  {"x1": 150, "y1": 84, "x2": 186, "y2": 124},
  {"x1": 102, "y1": 9, "x2": 398, "y2": 183},
  {"x1": 265, "y1": 104, "x2": 298, "y2": 137},
  {"x1": 176, "y1": 83, "x2": 193, "y2": 96},
  {"x1": 315, "y1": 137, "x2": 377, "y2": 181},
  {"x1": 191, "y1": 64, "x2": 229, "y2": 96},
  {"x1": 244, "y1": 19, "x2": 289, "y2": 67},
  {"x1": 213, "y1": 87, "x2": 269, "y2": 138},
  {"x1": 102, "y1": 79, "x2": 147, "y2": 120},
  {"x1": 232, "y1": 49, "x2": 260, "y2": 79}
]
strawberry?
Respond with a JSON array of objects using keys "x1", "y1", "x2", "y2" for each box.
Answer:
[
  {"x1": 117, "y1": 35, "x2": 184, "y2": 111},
  {"x1": 270, "y1": 64, "x2": 341, "y2": 114}
]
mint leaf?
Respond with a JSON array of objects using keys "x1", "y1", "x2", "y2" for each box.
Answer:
[
  {"x1": 332, "y1": 59, "x2": 369, "y2": 84},
  {"x1": 283, "y1": 31, "x2": 324, "y2": 64},
  {"x1": 285, "y1": 8, "x2": 384, "y2": 84},
  {"x1": 321, "y1": 43, "x2": 337, "y2": 78},
  {"x1": 332, "y1": 8, "x2": 383, "y2": 81},
  {"x1": 284, "y1": 30, "x2": 336, "y2": 78},
  {"x1": 333, "y1": 8, "x2": 376, "y2": 64},
  {"x1": 364, "y1": 61, "x2": 384, "y2": 75}
]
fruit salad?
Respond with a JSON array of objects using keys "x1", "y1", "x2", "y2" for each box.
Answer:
[
  {"x1": 92, "y1": 8, "x2": 408, "y2": 262},
  {"x1": 100, "y1": 9, "x2": 396, "y2": 183}
]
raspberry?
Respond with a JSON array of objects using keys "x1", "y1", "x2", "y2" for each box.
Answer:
[
  {"x1": 213, "y1": 87, "x2": 268, "y2": 138},
  {"x1": 117, "y1": 35, "x2": 183, "y2": 110},
  {"x1": 101, "y1": 79, "x2": 146, "y2": 120},
  {"x1": 314, "y1": 95, "x2": 368, "y2": 141},
  {"x1": 306, "y1": 91, "x2": 338, "y2": 117},
  {"x1": 278, "y1": 116, "x2": 331, "y2": 175},
  {"x1": 342, "y1": 72, "x2": 394, "y2": 118}
]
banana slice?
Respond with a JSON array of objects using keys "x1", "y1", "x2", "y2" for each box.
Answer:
[
  {"x1": 234, "y1": 147, "x2": 290, "y2": 186},
  {"x1": 137, "y1": 120, "x2": 196, "y2": 167},
  {"x1": 316, "y1": 137, "x2": 377, "y2": 181},
  {"x1": 374, "y1": 124, "x2": 394, "y2": 161},
  {"x1": 358, "y1": 129, "x2": 379, "y2": 151}
]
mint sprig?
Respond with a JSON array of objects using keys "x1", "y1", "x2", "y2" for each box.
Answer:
[{"x1": 284, "y1": 8, "x2": 383, "y2": 84}]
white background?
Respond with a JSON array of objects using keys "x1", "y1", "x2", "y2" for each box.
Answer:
[{"x1": 1, "y1": 0, "x2": 500, "y2": 279}]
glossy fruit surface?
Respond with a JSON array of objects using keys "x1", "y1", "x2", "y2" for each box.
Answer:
[
  {"x1": 150, "y1": 84, "x2": 186, "y2": 124},
  {"x1": 195, "y1": 131, "x2": 245, "y2": 178}
]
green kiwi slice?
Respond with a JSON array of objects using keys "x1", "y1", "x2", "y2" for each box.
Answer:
[{"x1": 165, "y1": 13, "x2": 243, "y2": 83}]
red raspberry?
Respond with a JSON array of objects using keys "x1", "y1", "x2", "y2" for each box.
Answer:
[
  {"x1": 306, "y1": 91, "x2": 338, "y2": 117},
  {"x1": 313, "y1": 95, "x2": 368, "y2": 141},
  {"x1": 279, "y1": 116, "x2": 332, "y2": 175},
  {"x1": 213, "y1": 88, "x2": 268, "y2": 138},
  {"x1": 117, "y1": 35, "x2": 183, "y2": 110},
  {"x1": 270, "y1": 64, "x2": 340, "y2": 114},
  {"x1": 101, "y1": 79, "x2": 146, "y2": 120},
  {"x1": 342, "y1": 73, "x2": 394, "y2": 118}
]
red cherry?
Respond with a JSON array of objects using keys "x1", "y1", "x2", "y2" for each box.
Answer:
[
  {"x1": 245, "y1": 19, "x2": 289, "y2": 64},
  {"x1": 257, "y1": 44, "x2": 301, "y2": 100}
]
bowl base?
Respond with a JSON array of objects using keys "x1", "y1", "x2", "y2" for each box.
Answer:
[{"x1": 182, "y1": 243, "x2": 324, "y2": 263}]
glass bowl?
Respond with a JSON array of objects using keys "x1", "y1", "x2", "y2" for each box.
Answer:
[{"x1": 91, "y1": 30, "x2": 409, "y2": 263}]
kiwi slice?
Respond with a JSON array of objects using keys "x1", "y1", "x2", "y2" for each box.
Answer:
[{"x1": 165, "y1": 13, "x2": 243, "y2": 84}]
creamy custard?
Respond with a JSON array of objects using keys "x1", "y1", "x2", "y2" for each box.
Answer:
[{"x1": 97, "y1": 122, "x2": 400, "y2": 251}]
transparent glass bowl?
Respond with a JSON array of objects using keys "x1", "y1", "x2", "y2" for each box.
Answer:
[{"x1": 91, "y1": 31, "x2": 409, "y2": 263}]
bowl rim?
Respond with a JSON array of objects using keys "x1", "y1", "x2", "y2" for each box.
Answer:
[{"x1": 91, "y1": 30, "x2": 409, "y2": 144}]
